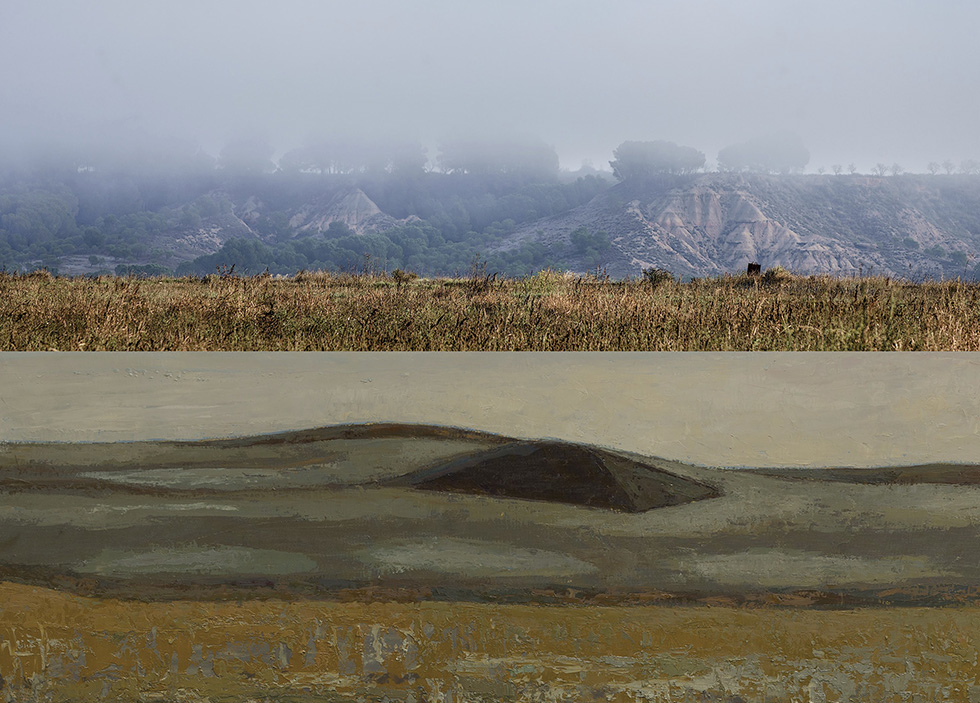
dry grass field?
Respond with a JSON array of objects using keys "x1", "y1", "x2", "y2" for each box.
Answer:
[{"x1": 3, "y1": 269, "x2": 980, "y2": 350}]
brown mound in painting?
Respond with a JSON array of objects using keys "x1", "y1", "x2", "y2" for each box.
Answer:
[
  {"x1": 389, "y1": 441, "x2": 720, "y2": 512},
  {"x1": 748, "y1": 463, "x2": 980, "y2": 485}
]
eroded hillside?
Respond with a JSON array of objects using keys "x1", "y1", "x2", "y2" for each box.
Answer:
[
  {"x1": 4, "y1": 169, "x2": 980, "y2": 278},
  {"x1": 505, "y1": 173, "x2": 980, "y2": 278}
]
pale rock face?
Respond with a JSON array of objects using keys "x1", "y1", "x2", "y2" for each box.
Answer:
[
  {"x1": 289, "y1": 188, "x2": 399, "y2": 235},
  {"x1": 503, "y1": 173, "x2": 979, "y2": 278},
  {"x1": 238, "y1": 195, "x2": 264, "y2": 226},
  {"x1": 148, "y1": 192, "x2": 259, "y2": 263},
  {"x1": 111, "y1": 172, "x2": 980, "y2": 277},
  {"x1": 615, "y1": 185, "x2": 865, "y2": 276},
  {"x1": 134, "y1": 187, "x2": 405, "y2": 270}
]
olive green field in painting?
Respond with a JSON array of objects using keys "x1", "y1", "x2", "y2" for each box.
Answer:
[
  {"x1": 2, "y1": 582, "x2": 979, "y2": 703},
  {"x1": 4, "y1": 355, "x2": 980, "y2": 701},
  {"x1": 3, "y1": 425, "x2": 980, "y2": 605}
]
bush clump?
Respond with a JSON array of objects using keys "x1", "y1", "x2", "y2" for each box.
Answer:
[
  {"x1": 762, "y1": 266, "x2": 793, "y2": 284},
  {"x1": 642, "y1": 267, "x2": 675, "y2": 289}
]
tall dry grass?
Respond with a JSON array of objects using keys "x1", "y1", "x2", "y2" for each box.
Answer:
[{"x1": 2, "y1": 269, "x2": 980, "y2": 350}]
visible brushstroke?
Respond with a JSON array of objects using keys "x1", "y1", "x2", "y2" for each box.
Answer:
[
  {"x1": 2, "y1": 425, "x2": 504, "y2": 490},
  {"x1": 0, "y1": 423, "x2": 716, "y2": 510},
  {"x1": 673, "y1": 550, "x2": 949, "y2": 588},
  {"x1": 388, "y1": 441, "x2": 719, "y2": 512},
  {"x1": 5, "y1": 422, "x2": 980, "y2": 604},
  {"x1": 3, "y1": 581, "x2": 980, "y2": 703},
  {"x1": 76, "y1": 546, "x2": 317, "y2": 577},
  {"x1": 362, "y1": 537, "x2": 598, "y2": 578},
  {"x1": 751, "y1": 463, "x2": 980, "y2": 485}
]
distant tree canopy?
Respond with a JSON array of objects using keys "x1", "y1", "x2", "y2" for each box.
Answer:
[
  {"x1": 962, "y1": 159, "x2": 980, "y2": 176},
  {"x1": 437, "y1": 139, "x2": 559, "y2": 181},
  {"x1": 0, "y1": 141, "x2": 611, "y2": 277},
  {"x1": 279, "y1": 139, "x2": 427, "y2": 176},
  {"x1": 0, "y1": 188, "x2": 79, "y2": 250},
  {"x1": 609, "y1": 141, "x2": 706, "y2": 181},
  {"x1": 717, "y1": 133, "x2": 810, "y2": 174}
]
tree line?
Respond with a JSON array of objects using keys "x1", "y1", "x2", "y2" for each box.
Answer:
[
  {"x1": 1, "y1": 131, "x2": 978, "y2": 277},
  {"x1": 0, "y1": 137, "x2": 609, "y2": 276}
]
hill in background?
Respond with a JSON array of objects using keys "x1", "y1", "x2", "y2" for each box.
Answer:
[
  {"x1": 502, "y1": 173, "x2": 980, "y2": 279},
  {"x1": 3, "y1": 164, "x2": 979, "y2": 280}
]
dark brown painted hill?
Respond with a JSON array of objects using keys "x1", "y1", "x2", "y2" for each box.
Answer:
[{"x1": 389, "y1": 440, "x2": 720, "y2": 512}]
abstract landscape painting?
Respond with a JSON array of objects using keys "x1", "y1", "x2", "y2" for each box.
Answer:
[{"x1": 2, "y1": 352, "x2": 980, "y2": 702}]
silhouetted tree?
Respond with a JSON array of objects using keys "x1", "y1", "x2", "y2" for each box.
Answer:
[
  {"x1": 280, "y1": 138, "x2": 427, "y2": 177},
  {"x1": 437, "y1": 138, "x2": 559, "y2": 181},
  {"x1": 928, "y1": 162, "x2": 940, "y2": 175},
  {"x1": 278, "y1": 145, "x2": 324, "y2": 173},
  {"x1": 609, "y1": 140, "x2": 705, "y2": 181}
]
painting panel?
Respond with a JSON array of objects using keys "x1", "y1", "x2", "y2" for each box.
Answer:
[{"x1": 1, "y1": 352, "x2": 979, "y2": 701}]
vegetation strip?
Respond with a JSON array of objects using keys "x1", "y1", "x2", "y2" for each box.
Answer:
[
  {"x1": 3, "y1": 269, "x2": 980, "y2": 351},
  {"x1": 2, "y1": 581, "x2": 979, "y2": 703}
]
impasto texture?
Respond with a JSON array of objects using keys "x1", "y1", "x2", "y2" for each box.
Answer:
[{"x1": 1, "y1": 353, "x2": 979, "y2": 701}]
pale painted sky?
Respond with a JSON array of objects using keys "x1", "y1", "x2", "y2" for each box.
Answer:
[{"x1": 2, "y1": 352, "x2": 979, "y2": 468}]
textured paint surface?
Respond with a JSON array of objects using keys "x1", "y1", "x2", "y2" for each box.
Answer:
[
  {"x1": 3, "y1": 352, "x2": 980, "y2": 468},
  {"x1": 3, "y1": 353, "x2": 980, "y2": 700},
  {"x1": 2, "y1": 582, "x2": 980, "y2": 702},
  {"x1": 3, "y1": 426, "x2": 980, "y2": 600}
]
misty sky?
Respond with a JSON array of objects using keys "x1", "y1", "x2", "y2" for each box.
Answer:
[{"x1": 2, "y1": 0, "x2": 978, "y2": 172}]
